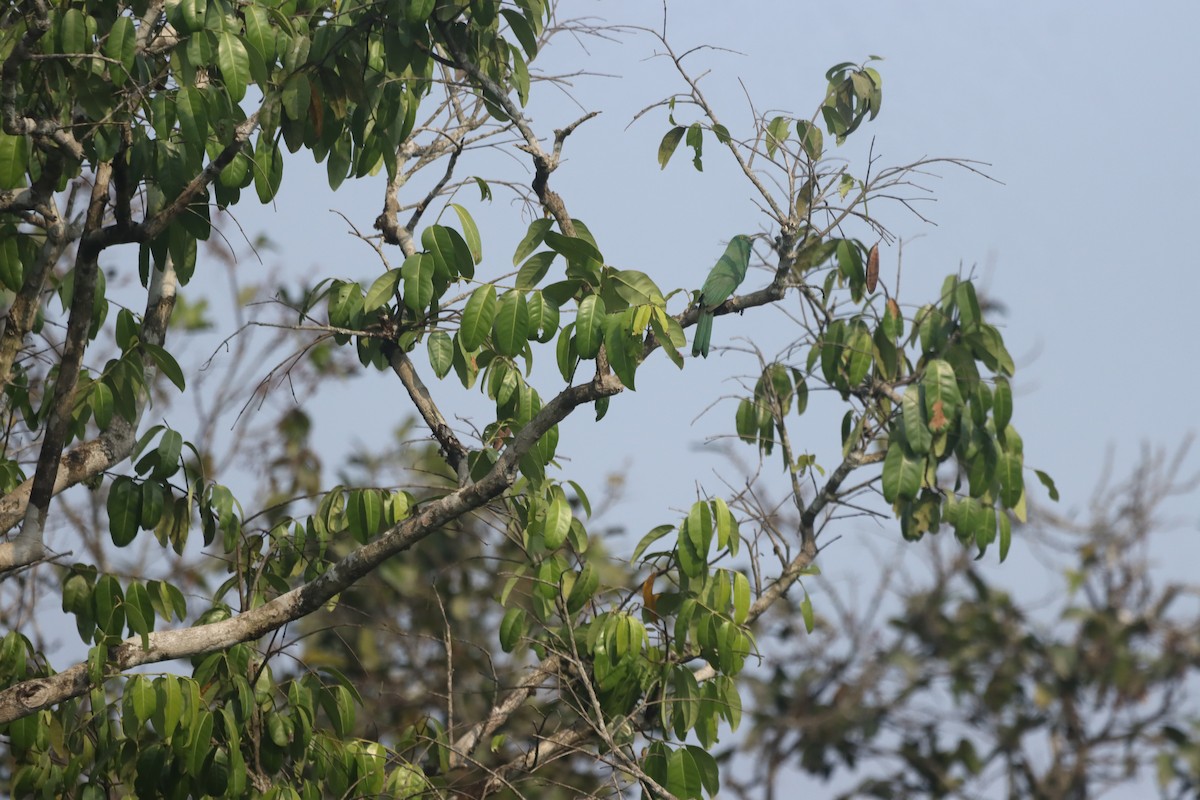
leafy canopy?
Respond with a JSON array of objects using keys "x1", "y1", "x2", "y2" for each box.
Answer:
[{"x1": 0, "y1": 2, "x2": 1045, "y2": 798}]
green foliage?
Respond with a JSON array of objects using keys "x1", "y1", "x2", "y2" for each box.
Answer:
[
  {"x1": 741, "y1": 455, "x2": 1199, "y2": 798},
  {"x1": 0, "y1": 4, "x2": 1053, "y2": 798}
]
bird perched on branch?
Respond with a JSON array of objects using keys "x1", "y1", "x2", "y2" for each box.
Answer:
[{"x1": 692, "y1": 235, "x2": 752, "y2": 358}]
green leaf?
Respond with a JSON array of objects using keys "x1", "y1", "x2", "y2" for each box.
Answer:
[
  {"x1": 685, "y1": 501, "x2": 713, "y2": 559},
  {"x1": 711, "y1": 497, "x2": 738, "y2": 554},
  {"x1": 91, "y1": 382, "x2": 114, "y2": 430},
  {"x1": 282, "y1": 73, "x2": 311, "y2": 120},
  {"x1": 526, "y1": 290, "x2": 559, "y2": 343},
  {"x1": 499, "y1": 608, "x2": 525, "y2": 653},
  {"x1": 60, "y1": 8, "x2": 87, "y2": 53},
  {"x1": 179, "y1": 0, "x2": 207, "y2": 32},
  {"x1": 403, "y1": 0, "x2": 435, "y2": 23},
  {"x1": 732, "y1": 571, "x2": 750, "y2": 624},
  {"x1": 795, "y1": 119, "x2": 823, "y2": 160},
  {"x1": 544, "y1": 493, "x2": 571, "y2": 550},
  {"x1": 765, "y1": 115, "x2": 790, "y2": 159},
  {"x1": 922, "y1": 359, "x2": 962, "y2": 433},
  {"x1": 658, "y1": 126, "x2": 686, "y2": 169},
  {"x1": 500, "y1": 9, "x2": 537, "y2": 58},
  {"x1": 544, "y1": 230, "x2": 604, "y2": 266},
  {"x1": 611, "y1": 269, "x2": 665, "y2": 307},
  {"x1": 882, "y1": 441, "x2": 921, "y2": 503},
  {"x1": 513, "y1": 219, "x2": 553, "y2": 266},
  {"x1": 422, "y1": 224, "x2": 467, "y2": 283},
  {"x1": 998, "y1": 452, "x2": 1024, "y2": 508},
  {"x1": 327, "y1": 134, "x2": 351, "y2": 191},
  {"x1": 143, "y1": 343, "x2": 186, "y2": 391},
  {"x1": 363, "y1": 270, "x2": 401, "y2": 314},
  {"x1": 956, "y1": 280, "x2": 982, "y2": 332},
  {"x1": 108, "y1": 477, "x2": 142, "y2": 547},
  {"x1": 649, "y1": 308, "x2": 684, "y2": 369},
  {"x1": 155, "y1": 676, "x2": 184, "y2": 740},
  {"x1": 242, "y1": 6, "x2": 275, "y2": 60},
  {"x1": 427, "y1": 332, "x2": 453, "y2": 378},
  {"x1": 565, "y1": 564, "x2": 598, "y2": 614},
  {"x1": 992, "y1": 376, "x2": 1013, "y2": 432},
  {"x1": 401, "y1": 253, "x2": 435, "y2": 314},
  {"x1": 138, "y1": 480, "x2": 164, "y2": 530},
  {"x1": 492, "y1": 290, "x2": 529, "y2": 358},
  {"x1": 998, "y1": 512, "x2": 1012, "y2": 562},
  {"x1": 604, "y1": 313, "x2": 637, "y2": 390},
  {"x1": 104, "y1": 16, "x2": 137, "y2": 82},
  {"x1": 362, "y1": 490, "x2": 384, "y2": 537},
  {"x1": 1034, "y1": 468, "x2": 1060, "y2": 502},
  {"x1": 686, "y1": 122, "x2": 704, "y2": 170},
  {"x1": 176, "y1": 87, "x2": 209, "y2": 157},
  {"x1": 632, "y1": 524, "x2": 674, "y2": 561},
  {"x1": 253, "y1": 133, "x2": 284, "y2": 203},
  {"x1": 0, "y1": 132, "x2": 29, "y2": 190},
  {"x1": 671, "y1": 668, "x2": 700, "y2": 738},
  {"x1": 901, "y1": 386, "x2": 931, "y2": 455},
  {"x1": 460, "y1": 285, "x2": 497, "y2": 351},
  {"x1": 217, "y1": 33, "x2": 251, "y2": 102},
  {"x1": 127, "y1": 674, "x2": 157, "y2": 725},
  {"x1": 844, "y1": 319, "x2": 873, "y2": 386},
  {"x1": 836, "y1": 238, "x2": 864, "y2": 288},
  {"x1": 574, "y1": 295, "x2": 605, "y2": 359},
  {"x1": 735, "y1": 399, "x2": 759, "y2": 445},
  {"x1": 688, "y1": 745, "x2": 720, "y2": 797},
  {"x1": 0, "y1": 235, "x2": 21, "y2": 290},
  {"x1": 155, "y1": 429, "x2": 183, "y2": 479},
  {"x1": 677, "y1": 526, "x2": 705, "y2": 579},
  {"x1": 449, "y1": 204, "x2": 482, "y2": 265},
  {"x1": 667, "y1": 744, "x2": 704, "y2": 800},
  {"x1": 124, "y1": 595, "x2": 152, "y2": 649},
  {"x1": 800, "y1": 591, "x2": 815, "y2": 633},
  {"x1": 556, "y1": 323, "x2": 579, "y2": 383},
  {"x1": 186, "y1": 711, "x2": 214, "y2": 776},
  {"x1": 515, "y1": 251, "x2": 556, "y2": 290}
]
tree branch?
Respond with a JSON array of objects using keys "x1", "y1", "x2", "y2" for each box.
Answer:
[
  {"x1": 449, "y1": 655, "x2": 562, "y2": 768},
  {"x1": 3, "y1": 164, "x2": 111, "y2": 565},
  {"x1": 0, "y1": 371, "x2": 622, "y2": 722},
  {"x1": 1, "y1": 0, "x2": 85, "y2": 160},
  {"x1": 441, "y1": 31, "x2": 594, "y2": 236},
  {"x1": 0, "y1": 255, "x2": 178, "y2": 554},
  {"x1": 388, "y1": 347, "x2": 469, "y2": 483},
  {"x1": 0, "y1": 154, "x2": 70, "y2": 388}
]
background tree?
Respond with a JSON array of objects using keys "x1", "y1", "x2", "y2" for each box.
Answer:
[
  {"x1": 0, "y1": 2, "x2": 1040, "y2": 798},
  {"x1": 726, "y1": 441, "x2": 1200, "y2": 800}
]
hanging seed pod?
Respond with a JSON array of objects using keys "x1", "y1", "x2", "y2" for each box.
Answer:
[{"x1": 866, "y1": 243, "x2": 880, "y2": 293}]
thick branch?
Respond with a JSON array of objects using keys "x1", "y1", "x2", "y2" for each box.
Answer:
[
  {"x1": 0, "y1": 257, "x2": 178, "y2": 553},
  {"x1": 450, "y1": 655, "x2": 562, "y2": 767},
  {"x1": 0, "y1": 372, "x2": 622, "y2": 722},
  {"x1": 0, "y1": 187, "x2": 34, "y2": 214},
  {"x1": 388, "y1": 348, "x2": 468, "y2": 481},
  {"x1": 131, "y1": 113, "x2": 261, "y2": 244},
  {"x1": 5, "y1": 164, "x2": 111, "y2": 564}
]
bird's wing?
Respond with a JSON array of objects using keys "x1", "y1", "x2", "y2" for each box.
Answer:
[{"x1": 699, "y1": 235, "x2": 752, "y2": 307}]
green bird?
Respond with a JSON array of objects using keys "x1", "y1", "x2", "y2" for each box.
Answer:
[{"x1": 692, "y1": 235, "x2": 753, "y2": 358}]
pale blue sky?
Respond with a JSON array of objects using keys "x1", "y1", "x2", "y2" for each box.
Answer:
[{"x1": 225, "y1": 1, "x2": 1199, "y2": 533}]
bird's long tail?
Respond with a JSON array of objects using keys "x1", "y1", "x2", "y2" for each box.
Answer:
[{"x1": 692, "y1": 310, "x2": 713, "y2": 358}]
